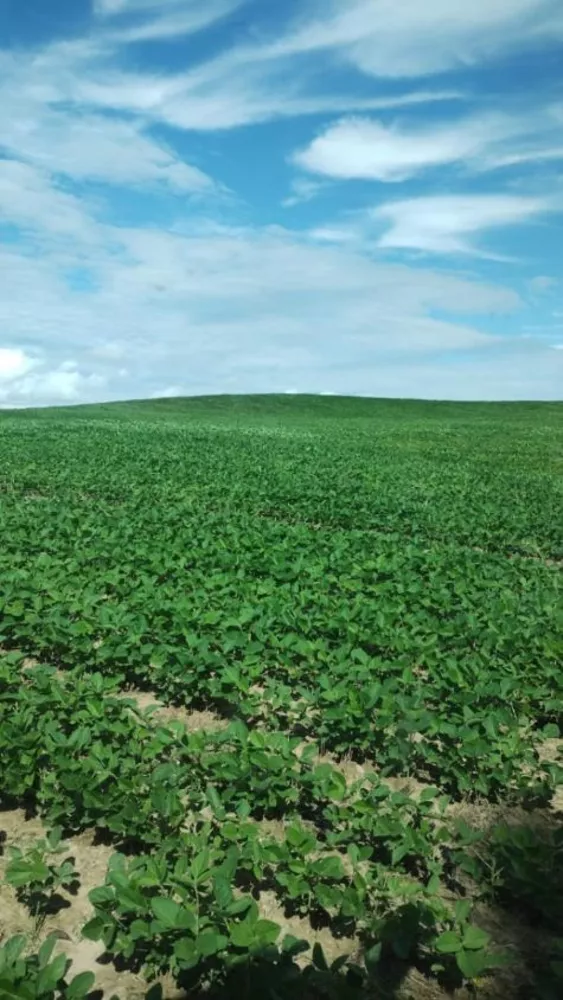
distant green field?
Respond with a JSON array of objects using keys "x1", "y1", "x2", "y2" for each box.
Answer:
[{"x1": 0, "y1": 395, "x2": 562, "y2": 1000}]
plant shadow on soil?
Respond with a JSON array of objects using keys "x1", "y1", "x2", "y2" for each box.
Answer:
[{"x1": 98, "y1": 952, "x2": 413, "y2": 1000}]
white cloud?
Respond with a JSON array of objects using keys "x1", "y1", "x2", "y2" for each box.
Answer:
[
  {"x1": 1, "y1": 109, "x2": 215, "y2": 192},
  {"x1": 95, "y1": 0, "x2": 130, "y2": 11},
  {"x1": 282, "y1": 177, "x2": 328, "y2": 208},
  {"x1": 0, "y1": 160, "x2": 97, "y2": 239},
  {"x1": 373, "y1": 194, "x2": 549, "y2": 253},
  {"x1": 30, "y1": 369, "x2": 88, "y2": 400},
  {"x1": 486, "y1": 147, "x2": 563, "y2": 169},
  {"x1": 293, "y1": 108, "x2": 563, "y2": 182},
  {"x1": 0, "y1": 192, "x2": 529, "y2": 407},
  {"x1": 0, "y1": 10, "x2": 462, "y2": 137},
  {"x1": 308, "y1": 227, "x2": 357, "y2": 243},
  {"x1": 529, "y1": 275, "x2": 558, "y2": 291},
  {"x1": 97, "y1": 0, "x2": 245, "y2": 44},
  {"x1": 0, "y1": 362, "x2": 106, "y2": 407},
  {"x1": 2, "y1": 0, "x2": 560, "y2": 150},
  {"x1": 294, "y1": 115, "x2": 494, "y2": 181},
  {"x1": 91, "y1": 341, "x2": 128, "y2": 361},
  {"x1": 328, "y1": 347, "x2": 563, "y2": 400},
  {"x1": 93, "y1": 0, "x2": 563, "y2": 83},
  {"x1": 74, "y1": 66, "x2": 459, "y2": 131},
  {"x1": 275, "y1": 0, "x2": 563, "y2": 78},
  {"x1": 3, "y1": 205, "x2": 561, "y2": 402},
  {"x1": 0, "y1": 22, "x2": 459, "y2": 134},
  {"x1": 0, "y1": 348, "x2": 36, "y2": 381}
]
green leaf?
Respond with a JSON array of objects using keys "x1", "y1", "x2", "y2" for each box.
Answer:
[
  {"x1": 81, "y1": 917, "x2": 105, "y2": 941},
  {"x1": 196, "y1": 933, "x2": 228, "y2": 958},
  {"x1": 150, "y1": 897, "x2": 183, "y2": 930},
  {"x1": 130, "y1": 920, "x2": 150, "y2": 941},
  {"x1": 226, "y1": 898, "x2": 253, "y2": 917},
  {"x1": 364, "y1": 943, "x2": 382, "y2": 972},
  {"x1": 462, "y1": 926, "x2": 490, "y2": 951},
  {"x1": 205, "y1": 785, "x2": 226, "y2": 820},
  {"x1": 145, "y1": 985, "x2": 164, "y2": 1000},
  {"x1": 542, "y1": 724, "x2": 560, "y2": 739},
  {"x1": 229, "y1": 922, "x2": 255, "y2": 949},
  {"x1": 66, "y1": 972, "x2": 96, "y2": 1000},
  {"x1": 435, "y1": 931, "x2": 462, "y2": 954},
  {"x1": 46, "y1": 827, "x2": 63, "y2": 851},
  {"x1": 311, "y1": 856, "x2": 344, "y2": 879},
  {"x1": 281, "y1": 935, "x2": 309, "y2": 957},
  {"x1": 173, "y1": 939, "x2": 198, "y2": 967},
  {"x1": 213, "y1": 878, "x2": 233, "y2": 910},
  {"x1": 419, "y1": 787, "x2": 440, "y2": 803},
  {"x1": 254, "y1": 920, "x2": 280, "y2": 945},
  {"x1": 2, "y1": 937, "x2": 27, "y2": 968},
  {"x1": 88, "y1": 886, "x2": 114, "y2": 906},
  {"x1": 35, "y1": 953, "x2": 68, "y2": 994},
  {"x1": 454, "y1": 900, "x2": 472, "y2": 924},
  {"x1": 0, "y1": 980, "x2": 33, "y2": 1000},
  {"x1": 456, "y1": 948, "x2": 489, "y2": 979},
  {"x1": 6, "y1": 860, "x2": 50, "y2": 888},
  {"x1": 38, "y1": 936, "x2": 58, "y2": 970}
]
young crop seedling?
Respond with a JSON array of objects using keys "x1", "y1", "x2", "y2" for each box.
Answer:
[{"x1": 5, "y1": 827, "x2": 80, "y2": 924}]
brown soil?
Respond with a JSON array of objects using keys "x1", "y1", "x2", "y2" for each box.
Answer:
[{"x1": 120, "y1": 687, "x2": 227, "y2": 733}]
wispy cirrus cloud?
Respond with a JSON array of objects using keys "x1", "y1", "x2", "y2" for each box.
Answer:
[
  {"x1": 0, "y1": 5, "x2": 463, "y2": 136},
  {"x1": 1, "y1": 107, "x2": 215, "y2": 192},
  {"x1": 0, "y1": 160, "x2": 99, "y2": 239},
  {"x1": 373, "y1": 194, "x2": 551, "y2": 254},
  {"x1": 67, "y1": 58, "x2": 459, "y2": 132},
  {"x1": 271, "y1": 0, "x2": 563, "y2": 77},
  {"x1": 95, "y1": 0, "x2": 246, "y2": 44}
]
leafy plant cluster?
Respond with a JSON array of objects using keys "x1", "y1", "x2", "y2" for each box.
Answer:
[
  {"x1": 1, "y1": 656, "x2": 507, "y2": 992},
  {"x1": 0, "y1": 654, "x2": 469, "y2": 866},
  {"x1": 0, "y1": 935, "x2": 99, "y2": 1000},
  {"x1": 81, "y1": 818, "x2": 502, "y2": 993}
]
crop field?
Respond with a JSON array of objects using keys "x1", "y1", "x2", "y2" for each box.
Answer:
[{"x1": 0, "y1": 394, "x2": 562, "y2": 1000}]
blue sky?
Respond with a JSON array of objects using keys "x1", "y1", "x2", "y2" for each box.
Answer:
[{"x1": 0, "y1": 0, "x2": 562, "y2": 405}]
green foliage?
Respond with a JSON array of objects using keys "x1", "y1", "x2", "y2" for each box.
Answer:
[
  {"x1": 0, "y1": 397, "x2": 561, "y2": 997},
  {"x1": 0, "y1": 935, "x2": 99, "y2": 1000},
  {"x1": 472, "y1": 822, "x2": 563, "y2": 928},
  {"x1": 81, "y1": 827, "x2": 284, "y2": 985}
]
